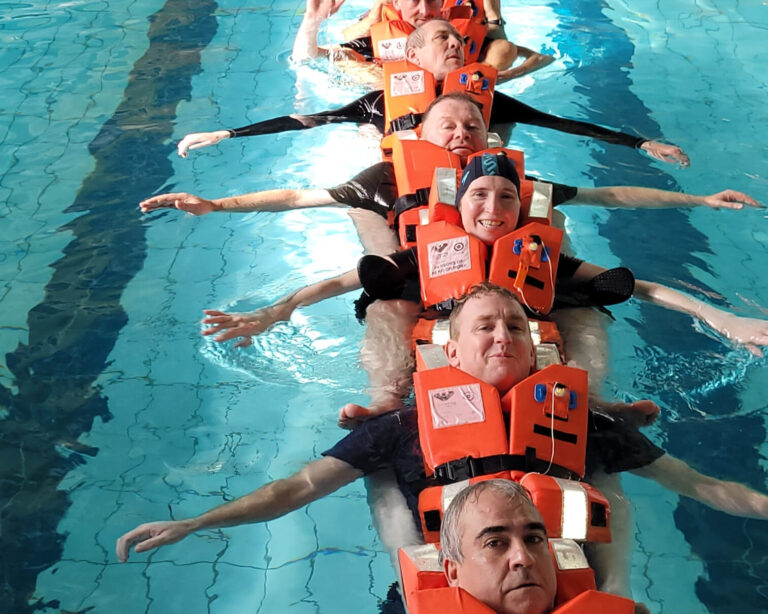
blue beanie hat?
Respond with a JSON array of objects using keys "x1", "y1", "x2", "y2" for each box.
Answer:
[{"x1": 455, "y1": 152, "x2": 520, "y2": 207}]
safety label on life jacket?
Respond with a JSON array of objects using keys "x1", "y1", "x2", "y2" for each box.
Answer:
[
  {"x1": 377, "y1": 37, "x2": 407, "y2": 61},
  {"x1": 390, "y1": 70, "x2": 426, "y2": 96},
  {"x1": 428, "y1": 383, "x2": 485, "y2": 428},
  {"x1": 427, "y1": 236, "x2": 471, "y2": 277}
]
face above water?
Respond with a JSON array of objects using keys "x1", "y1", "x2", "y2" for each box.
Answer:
[
  {"x1": 420, "y1": 99, "x2": 488, "y2": 162},
  {"x1": 445, "y1": 490, "x2": 557, "y2": 614},
  {"x1": 459, "y1": 175, "x2": 521, "y2": 245},
  {"x1": 393, "y1": 0, "x2": 443, "y2": 27},
  {"x1": 407, "y1": 20, "x2": 465, "y2": 79},
  {"x1": 445, "y1": 293, "x2": 535, "y2": 394}
]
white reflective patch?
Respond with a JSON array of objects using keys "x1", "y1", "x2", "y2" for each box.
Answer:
[
  {"x1": 431, "y1": 320, "x2": 451, "y2": 346},
  {"x1": 536, "y1": 343, "x2": 562, "y2": 368},
  {"x1": 433, "y1": 167, "x2": 458, "y2": 205},
  {"x1": 487, "y1": 132, "x2": 503, "y2": 147},
  {"x1": 416, "y1": 344, "x2": 450, "y2": 369},
  {"x1": 427, "y1": 236, "x2": 471, "y2": 278},
  {"x1": 549, "y1": 538, "x2": 589, "y2": 570},
  {"x1": 441, "y1": 479, "x2": 471, "y2": 512},
  {"x1": 429, "y1": 383, "x2": 485, "y2": 429},
  {"x1": 529, "y1": 181, "x2": 553, "y2": 219},
  {"x1": 400, "y1": 543, "x2": 442, "y2": 572},
  {"x1": 418, "y1": 208, "x2": 430, "y2": 225},
  {"x1": 554, "y1": 478, "x2": 588, "y2": 541},
  {"x1": 390, "y1": 70, "x2": 425, "y2": 96}
]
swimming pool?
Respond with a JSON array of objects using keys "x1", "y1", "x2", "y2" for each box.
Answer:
[{"x1": 1, "y1": 0, "x2": 766, "y2": 612}]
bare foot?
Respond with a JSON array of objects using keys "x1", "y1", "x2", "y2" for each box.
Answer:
[
  {"x1": 338, "y1": 403, "x2": 376, "y2": 429},
  {"x1": 338, "y1": 402, "x2": 402, "y2": 429},
  {"x1": 596, "y1": 399, "x2": 660, "y2": 427}
]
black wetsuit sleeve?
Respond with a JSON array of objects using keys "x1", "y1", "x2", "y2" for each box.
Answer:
[
  {"x1": 326, "y1": 162, "x2": 397, "y2": 218},
  {"x1": 490, "y1": 93, "x2": 646, "y2": 149},
  {"x1": 228, "y1": 90, "x2": 387, "y2": 137},
  {"x1": 340, "y1": 36, "x2": 374, "y2": 60}
]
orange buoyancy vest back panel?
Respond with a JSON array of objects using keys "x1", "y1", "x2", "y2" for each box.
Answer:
[
  {"x1": 502, "y1": 364, "x2": 589, "y2": 479},
  {"x1": 488, "y1": 222, "x2": 563, "y2": 315},
  {"x1": 383, "y1": 60, "x2": 437, "y2": 134},
  {"x1": 441, "y1": 62, "x2": 496, "y2": 126},
  {"x1": 414, "y1": 365, "x2": 509, "y2": 476},
  {"x1": 449, "y1": 17, "x2": 487, "y2": 64},
  {"x1": 370, "y1": 19, "x2": 414, "y2": 62},
  {"x1": 441, "y1": 0, "x2": 485, "y2": 23},
  {"x1": 416, "y1": 221, "x2": 488, "y2": 307}
]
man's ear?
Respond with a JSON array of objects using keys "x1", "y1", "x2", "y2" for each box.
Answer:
[
  {"x1": 445, "y1": 339, "x2": 460, "y2": 367},
  {"x1": 443, "y1": 557, "x2": 460, "y2": 586},
  {"x1": 405, "y1": 46, "x2": 420, "y2": 64}
]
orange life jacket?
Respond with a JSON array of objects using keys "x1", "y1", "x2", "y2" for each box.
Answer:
[
  {"x1": 390, "y1": 136, "x2": 463, "y2": 247},
  {"x1": 412, "y1": 345, "x2": 606, "y2": 544},
  {"x1": 398, "y1": 540, "x2": 634, "y2": 614},
  {"x1": 370, "y1": 19, "x2": 414, "y2": 61},
  {"x1": 441, "y1": 0, "x2": 486, "y2": 23},
  {"x1": 415, "y1": 220, "x2": 562, "y2": 313},
  {"x1": 382, "y1": 60, "x2": 496, "y2": 134}
]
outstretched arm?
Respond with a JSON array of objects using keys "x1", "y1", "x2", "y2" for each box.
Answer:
[
  {"x1": 496, "y1": 45, "x2": 555, "y2": 82},
  {"x1": 293, "y1": 0, "x2": 346, "y2": 61},
  {"x1": 116, "y1": 457, "x2": 362, "y2": 562},
  {"x1": 568, "y1": 186, "x2": 762, "y2": 210},
  {"x1": 139, "y1": 189, "x2": 340, "y2": 215},
  {"x1": 202, "y1": 268, "x2": 362, "y2": 347},
  {"x1": 176, "y1": 91, "x2": 384, "y2": 157},
  {"x1": 633, "y1": 455, "x2": 768, "y2": 519},
  {"x1": 341, "y1": 0, "x2": 388, "y2": 41},
  {"x1": 573, "y1": 261, "x2": 768, "y2": 356},
  {"x1": 491, "y1": 93, "x2": 689, "y2": 166}
]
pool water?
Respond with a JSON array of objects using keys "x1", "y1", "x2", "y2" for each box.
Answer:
[{"x1": 1, "y1": 0, "x2": 767, "y2": 612}]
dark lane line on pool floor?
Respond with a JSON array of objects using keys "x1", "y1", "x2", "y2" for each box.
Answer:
[
  {"x1": 0, "y1": 0, "x2": 217, "y2": 610},
  {"x1": 550, "y1": 1, "x2": 767, "y2": 611}
]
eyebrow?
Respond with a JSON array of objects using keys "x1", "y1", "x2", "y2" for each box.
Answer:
[{"x1": 475, "y1": 522, "x2": 547, "y2": 540}]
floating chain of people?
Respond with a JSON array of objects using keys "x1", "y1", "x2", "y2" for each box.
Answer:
[{"x1": 118, "y1": 3, "x2": 768, "y2": 614}]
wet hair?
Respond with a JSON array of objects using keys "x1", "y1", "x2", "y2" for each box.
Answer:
[
  {"x1": 448, "y1": 282, "x2": 525, "y2": 340},
  {"x1": 439, "y1": 479, "x2": 535, "y2": 564},
  {"x1": 421, "y1": 92, "x2": 485, "y2": 126},
  {"x1": 405, "y1": 20, "x2": 463, "y2": 53}
]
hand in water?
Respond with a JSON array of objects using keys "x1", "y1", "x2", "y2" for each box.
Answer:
[
  {"x1": 640, "y1": 140, "x2": 690, "y2": 167},
  {"x1": 177, "y1": 130, "x2": 230, "y2": 158},
  {"x1": 139, "y1": 192, "x2": 216, "y2": 215},
  {"x1": 202, "y1": 306, "x2": 292, "y2": 347}
]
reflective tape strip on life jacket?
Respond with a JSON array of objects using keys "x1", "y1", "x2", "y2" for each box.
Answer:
[
  {"x1": 414, "y1": 364, "x2": 508, "y2": 476},
  {"x1": 416, "y1": 221, "x2": 487, "y2": 307},
  {"x1": 502, "y1": 364, "x2": 589, "y2": 479},
  {"x1": 520, "y1": 474, "x2": 611, "y2": 543},
  {"x1": 441, "y1": 61, "x2": 496, "y2": 126},
  {"x1": 488, "y1": 222, "x2": 563, "y2": 315},
  {"x1": 399, "y1": 171, "x2": 463, "y2": 248},
  {"x1": 383, "y1": 60, "x2": 437, "y2": 134},
  {"x1": 370, "y1": 19, "x2": 414, "y2": 62},
  {"x1": 449, "y1": 17, "x2": 487, "y2": 65}
]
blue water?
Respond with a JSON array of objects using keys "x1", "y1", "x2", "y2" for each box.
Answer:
[{"x1": 1, "y1": 0, "x2": 767, "y2": 613}]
